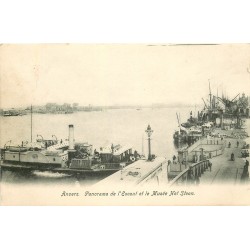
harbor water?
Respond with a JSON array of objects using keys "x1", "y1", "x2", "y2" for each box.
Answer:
[{"x1": 0, "y1": 107, "x2": 211, "y2": 186}]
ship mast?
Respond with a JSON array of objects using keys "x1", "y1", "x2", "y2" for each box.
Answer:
[
  {"x1": 208, "y1": 79, "x2": 212, "y2": 110},
  {"x1": 31, "y1": 104, "x2": 33, "y2": 142},
  {"x1": 216, "y1": 88, "x2": 218, "y2": 108},
  {"x1": 176, "y1": 112, "x2": 181, "y2": 132}
]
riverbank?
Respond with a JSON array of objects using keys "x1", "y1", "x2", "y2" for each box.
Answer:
[
  {"x1": 168, "y1": 122, "x2": 250, "y2": 185},
  {"x1": 199, "y1": 124, "x2": 249, "y2": 185},
  {"x1": 199, "y1": 137, "x2": 246, "y2": 185}
]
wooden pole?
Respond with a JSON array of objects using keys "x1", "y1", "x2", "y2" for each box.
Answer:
[{"x1": 31, "y1": 105, "x2": 33, "y2": 142}]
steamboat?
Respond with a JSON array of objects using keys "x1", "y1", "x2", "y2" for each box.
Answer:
[
  {"x1": 173, "y1": 82, "x2": 250, "y2": 147},
  {"x1": 0, "y1": 124, "x2": 140, "y2": 176}
]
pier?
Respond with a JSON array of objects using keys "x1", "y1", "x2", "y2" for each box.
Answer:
[
  {"x1": 169, "y1": 129, "x2": 249, "y2": 186},
  {"x1": 168, "y1": 137, "x2": 225, "y2": 178},
  {"x1": 94, "y1": 126, "x2": 249, "y2": 187},
  {"x1": 199, "y1": 138, "x2": 246, "y2": 185},
  {"x1": 94, "y1": 157, "x2": 168, "y2": 187}
]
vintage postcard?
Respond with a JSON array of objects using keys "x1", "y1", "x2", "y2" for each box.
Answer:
[{"x1": 0, "y1": 44, "x2": 250, "y2": 205}]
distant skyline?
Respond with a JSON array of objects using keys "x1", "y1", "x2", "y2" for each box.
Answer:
[
  {"x1": 1, "y1": 44, "x2": 250, "y2": 109},
  {"x1": 0, "y1": 102, "x2": 200, "y2": 110}
]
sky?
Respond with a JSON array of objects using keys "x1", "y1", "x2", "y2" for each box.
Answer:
[{"x1": 1, "y1": 44, "x2": 250, "y2": 109}]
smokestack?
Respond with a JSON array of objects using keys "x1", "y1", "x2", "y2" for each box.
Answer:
[{"x1": 69, "y1": 124, "x2": 74, "y2": 150}]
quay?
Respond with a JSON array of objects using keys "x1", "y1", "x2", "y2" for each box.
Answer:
[
  {"x1": 168, "y1": 137, "x2": 226, "y2": 179},
  {"x1": 200, "y1": 137, "x2": 246, "y2": 185},
  {"x1": 169, "y1": 127, "x2": 249, "y2": 186}
]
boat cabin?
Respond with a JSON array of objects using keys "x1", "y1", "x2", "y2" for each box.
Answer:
[
  {"x1": 113, "y1": 145, "x2": 133, "y2": 163},
  {"x1": 99, "y1": 144, "x2": 133, "y2": 163},
  {"x1": 75, "y1": 142, "x2": 93, "y2": 155},
  {"x1": 2, "y1": 146, "x2": 68, "y2": 167}
]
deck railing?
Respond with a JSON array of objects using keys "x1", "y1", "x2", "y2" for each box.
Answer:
[
  {"x1": 70, "y1": 159, "x2": 124, "y2": 169},
  {"x1": 188, "y1": 139, "x2": 226, "y2": 161},
  {"x1": 169, "y1": 159, "x2": 210, "y2": 186},
  {"x1": 200, "y1": 138, "x2": 225, "y2": 145}
]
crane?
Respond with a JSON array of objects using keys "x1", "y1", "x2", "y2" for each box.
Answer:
[
  {"x1": 231, "y1": 93, "x2": 240, "y2": 102},
  {"x1": 202, "y1": 98, "x2": 208, "y2": 109},
  {"x1": 208, "y1": 79, "x2": 212, "y2": 109}
]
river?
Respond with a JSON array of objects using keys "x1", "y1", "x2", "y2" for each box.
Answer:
[{"x1": 0, "y1": 107, "x2": 194, "y2": 186}]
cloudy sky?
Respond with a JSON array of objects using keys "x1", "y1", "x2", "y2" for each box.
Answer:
[{"x1": 1, "y1": 44, "x2": 250, "y2": 109}]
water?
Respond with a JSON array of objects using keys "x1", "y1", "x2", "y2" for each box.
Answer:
[{"x1": 0, "y1": 107, "x2": 191, "y2": 186}]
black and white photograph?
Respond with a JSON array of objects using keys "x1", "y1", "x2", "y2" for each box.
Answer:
[
  {"x1": 0, "y1": 44, "x2": 250, "y2": 205},
  {"x1": 2, "y1": 3, "x2": 250, "y2": 250}
]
